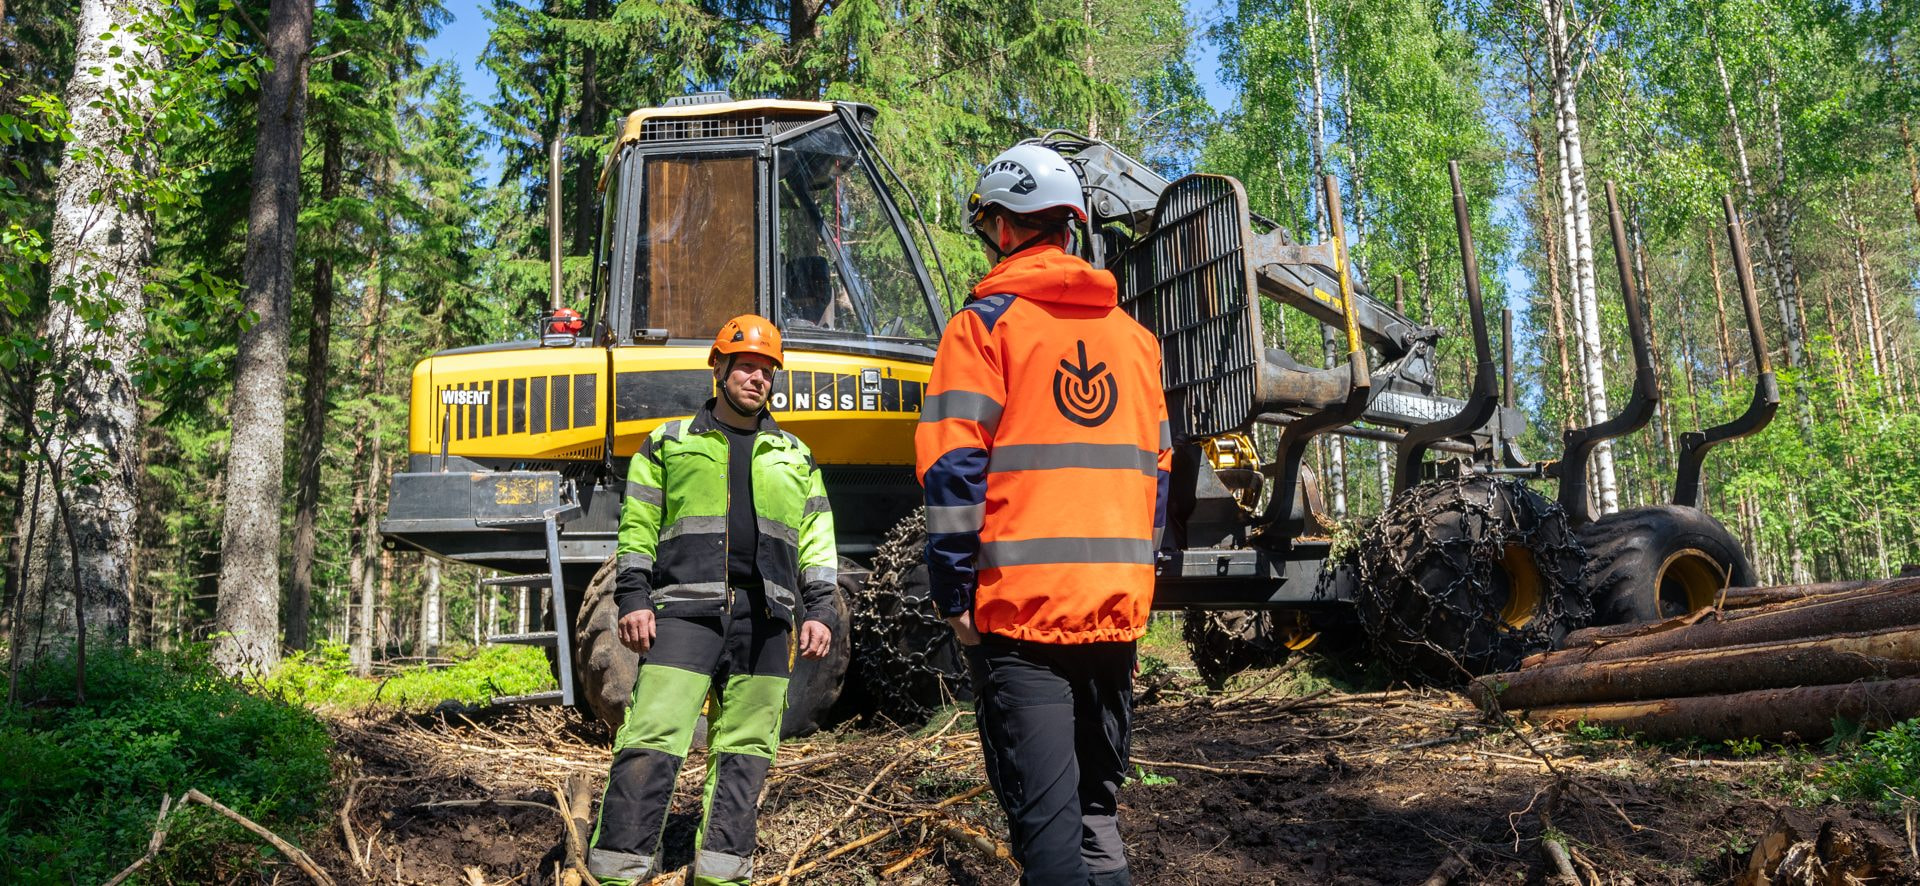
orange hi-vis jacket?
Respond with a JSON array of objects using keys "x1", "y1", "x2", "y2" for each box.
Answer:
[{"x1": 915, "y1": 245, "x2": 1171, "y2": 645}]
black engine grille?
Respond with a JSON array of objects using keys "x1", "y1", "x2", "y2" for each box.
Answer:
[{"x1": 1115, "y1": 175, "x2": 1262, "y2": 438}]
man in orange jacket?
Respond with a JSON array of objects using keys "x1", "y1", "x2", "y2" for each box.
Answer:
[{"x1": 916, "y1": 143, "x2": 1170, "y2": 886}]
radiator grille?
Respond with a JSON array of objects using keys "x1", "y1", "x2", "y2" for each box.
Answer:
[{"x1": 1115, "y1": 175, "x2": 1261, "y2": 438}]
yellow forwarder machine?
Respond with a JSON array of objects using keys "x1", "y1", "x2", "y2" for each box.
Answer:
[
  {"x1": 383, "y1": 92, "x2": 1774, "y2": 734},
  {"x1": 380, "y1": 94, "x2": 946, "y2": 734}
]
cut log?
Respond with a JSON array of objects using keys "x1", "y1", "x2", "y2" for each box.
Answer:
[
  {"x1": 1474, "y1": 627, "x2": 1920, "y2": 710},
  {"x1": 1720, "y1": 578, "x2": 1884, "y2": 610},
  {"x1": 1521, "y1": 677, "x2": 1920, "y2": 742},
  {"x1": 1524, "y1": 577, "x2": 1920, "y2": 669}
]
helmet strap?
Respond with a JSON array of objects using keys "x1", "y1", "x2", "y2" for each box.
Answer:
[{"x1": 716, "y1": 354, "x2": 764, "y2": 423}]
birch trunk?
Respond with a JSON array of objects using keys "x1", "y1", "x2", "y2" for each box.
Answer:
[
  {"x1": 11, "y1": 0, "x2": 165, "y2": 660},
  {"x1": 1764, "y1": 89, "x2": 1808, "y2": 371},
  {"x1": 1542, "y1": 0, "x2": 1618, "y2": 513},
  {"x1": 1708, "y1": 226, "x2": 1736, "y2": 383},
  {"x1": 1525, "y1": 85, "x2": 1575, "y2": 411},
  {"x1": 421, "y1": 557, "x2": 442, "y2": 655},
  {"x1": 1711, "y1": 37, "x2": 1802, "y2": 369},
  {"x1": 213, "y1": 0, "x2": 314, "y2": 676},
  {"x1": 1841, "y1": 182, "x2": 1885, "y2": 377},
  {"x1": 1301, "y1": 0, "x2": 1345, "y2": 516}
]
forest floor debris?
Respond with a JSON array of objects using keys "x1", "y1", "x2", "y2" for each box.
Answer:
[{"x1": 304, "y1": 660, "x2": 1920, "y2": 885}]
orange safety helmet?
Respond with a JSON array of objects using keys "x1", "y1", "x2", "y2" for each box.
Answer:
[{"x1": 709, "y1": 314, "x2": 784, "y2": 368}]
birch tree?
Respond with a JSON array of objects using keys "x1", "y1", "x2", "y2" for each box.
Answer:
[
  {"x1": 8, "y1": 0, "x2": 167, "y2": 662},
  {"x1": 1537, "y1": 0, "x2": 1619, "y2": 513}
]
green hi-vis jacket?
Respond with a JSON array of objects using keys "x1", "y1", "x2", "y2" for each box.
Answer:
[{"x1": 615, "y1": 401, "x2": 838, "y2": 628}]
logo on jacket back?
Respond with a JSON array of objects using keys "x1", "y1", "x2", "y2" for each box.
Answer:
[{"x1": 1054, "y1": 341, "x2": 1118, "y2": 427}]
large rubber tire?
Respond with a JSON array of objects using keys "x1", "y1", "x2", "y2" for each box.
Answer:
[
  {"x1": 574, "y1": 558, "x2": 633, "y2": 732},
  {"x1": 1577, "y1": 505, "x2": 1755, "y2": 626},
  {"x1": 571, "y1": 558, "x2": 855, "y2": 739},
  {"x1": 848, "y1": 509, "x2": 972, "y2": 722},
  {"x1": 1353, "y1": 474, "x2": 1591, "y2": 684},
  {"x1": 777, "y1": 562, "x2": 856, "y2": 737},
  {"x1": 1183, "y1": 611, "x2": 1288, "y2": 689}
]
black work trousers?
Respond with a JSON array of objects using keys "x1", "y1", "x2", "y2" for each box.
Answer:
[{"x1": 967, "y1": 636, "x2": 1135, "y2": 886}]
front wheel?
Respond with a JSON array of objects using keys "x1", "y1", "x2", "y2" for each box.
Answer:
[
  {"x1": 1578, "y1": 505, "x2": 1753, "y2": 626},
  {"x1": 848, "y1": 509, "x2": 972, "y2": 722},
  {"x1": 1353, "y1": 474, "x2": 1591, "y2": 683}
]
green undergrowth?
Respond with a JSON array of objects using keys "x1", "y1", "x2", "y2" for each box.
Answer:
[
  {"x1": 0, "y1": 646, "x2": 334, "y2": 884},
  {"x1": 1819, "y1": 718, "x2": 1920, "y2": 810},
  {"x1": 261, "y1": 641, "x2": 557, "y2": 712}
]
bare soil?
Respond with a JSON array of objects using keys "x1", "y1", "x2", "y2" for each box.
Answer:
[{"x1": 294, "y1": 658, "x2": 1920, "y2": 886}]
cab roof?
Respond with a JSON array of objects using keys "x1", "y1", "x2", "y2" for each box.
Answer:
[{"x1": 597, "y1": 96, "x2": 859, "y2": 191}]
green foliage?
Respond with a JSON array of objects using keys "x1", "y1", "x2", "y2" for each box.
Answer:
[
  {"x1": 261, "y1": 642, "x2": 558, "y2": 711},
  {"x1": 1819, "y1": 718, "x2": 1920, "y2": 809},
  {"x1": 0, "y1": 646, "x2": 333, "y2": 884},
  {"x1": 1128, "y1": 764, "x2": 1178, "y2": 787}
]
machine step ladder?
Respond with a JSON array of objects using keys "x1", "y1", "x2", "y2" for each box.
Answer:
[{"x1": 478, "y1": 502, "x2": 582, "y2": 707}]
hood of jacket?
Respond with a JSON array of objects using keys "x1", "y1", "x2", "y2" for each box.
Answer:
[{"x1": 972, "y1": 245, "x2": 1117, "y2": 308}]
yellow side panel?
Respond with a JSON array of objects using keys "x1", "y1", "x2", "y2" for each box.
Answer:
[
  {"x1": 608, "y1": 346, "x2": 930, "y2": 466},
  {"x1": 408, "y1": 346, "x2": 610, "y2": 461}
]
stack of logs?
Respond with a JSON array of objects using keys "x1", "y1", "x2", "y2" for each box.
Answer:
[{"x1": 1471, "y1": 576, "x2": 1920, "y2": 742}]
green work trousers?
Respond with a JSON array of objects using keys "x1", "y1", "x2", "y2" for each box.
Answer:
[{"x1": 588, "y1": 598, "x2": 791, "y2": 886}]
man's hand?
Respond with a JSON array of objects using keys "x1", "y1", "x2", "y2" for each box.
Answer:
[
  {"x1": 618, "y1": 610, "x2": 656, "y2": 655},
  {"x1": 945, "y1": 612, "x2": 982, "y2": 647},
  {"x1": 798, "y1": 620, "x2": 832, "y2": 660}
]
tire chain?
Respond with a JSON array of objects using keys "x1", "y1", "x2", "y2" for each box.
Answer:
[
  {"x1": 1343, "y1": 472, "x2": 1591, "y2": 683},
  {"x1": 1182, "y1": 610, "x2": 1287, "y2": 689},
  {"x1": 847, "y1": 508, "x2": 972, "y2": 720}
]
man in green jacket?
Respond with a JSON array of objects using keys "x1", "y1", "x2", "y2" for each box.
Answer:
[{"x1": 587, "y1": 314, "x2": 838, "y2": 886}]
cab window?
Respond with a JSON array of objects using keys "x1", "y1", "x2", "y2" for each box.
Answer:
[
  {"x1": 632, "y1": 154, "x2": 757, "y2": 338},
  {"x1": 775, "y1": 125, "x2": 937, "y2": 341}
]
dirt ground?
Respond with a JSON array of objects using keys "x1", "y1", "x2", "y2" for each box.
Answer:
[{"x1": 299, "y1": 652, "x2": 1920, "y2": 886}]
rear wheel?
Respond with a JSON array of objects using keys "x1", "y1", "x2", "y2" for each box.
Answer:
[
  {"x1": 1578, "y1": 505, "x2": 1753, "y2": 625},
  {"x1": 1353, "y1": 474, "x2": 1591, "y2": 683},
  {"x1": 848, "y1": 509, "x2": 972, "y2": 722},
  {"x1": 1183, "y1": 611, "x2": 1295, "y2": 689},
  {"x1": 571, "y1": 557, "x2": 855, "y2": 739}
]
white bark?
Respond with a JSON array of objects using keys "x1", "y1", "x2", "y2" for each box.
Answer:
[
  {"x1": 420, "y1": 558, "x2": 442, "y2": 654},
  {"x1": 1303, "y1": 0, "x2": 1346, "y2": 517},
  {"x1": 11, "y1": 0, "x2": 165, "y2": 660},
  {"x1": 1541, "y1": 0, "x2": 1618, "y2": 514},
  {"x1": 1712, "y1": 37, "x2": 1803, "y2": 369}
]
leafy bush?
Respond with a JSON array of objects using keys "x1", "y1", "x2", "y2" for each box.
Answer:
[
  {"x1": 1820, "y1": 718, "x2": 1920, "y2": 809},
  {"x1": 0, "y1": 646, "x2": 334, "y2": 884},
  {"x1": 262, "y1": 641, "x2": 557, "y2": 711}
]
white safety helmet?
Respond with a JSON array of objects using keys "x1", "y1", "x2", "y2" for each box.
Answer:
[{"x1": 967, "y1": 143, "x2": 1089, "y2": 233}]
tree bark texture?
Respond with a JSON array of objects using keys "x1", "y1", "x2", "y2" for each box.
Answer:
[
  {"x1": 420, "y1": 556, "x2": 441, "y2": 654},
  {"x1": 214, "y1": 0, "x2": 313, "y2": 676},
  {"x1": 286, "y1": 21, "x2": 351, "y2": 652},
  {"x1": 1526, "y1": 577, "x2": 1920, "y2": 668},
  {"x1": 1521, "y1": 678, "x2": 1920, "y2": 742},
  {"x1": 1540, "y1": 0, "x2": 1618, "y2": 513},
  {"x1": 10, "y1": 0, "x2": 166, "y2": 660},
  {"x1": 1524, "y1": 88, "x2": 1575, "y2": 412},
  {"x1": 1711, "y1": 36, "x2": 1802, "y2": 370},
  {"x1": 1475, "y1": 627, "x2": 1920, "y2": 711}
]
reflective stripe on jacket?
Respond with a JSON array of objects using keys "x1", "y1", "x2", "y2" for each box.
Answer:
[
  {"x1": 617, "y1": 401, "x2": 838, "y2": 626},
  {"x1": 916, "y1": 244, "x2": 1171, "y2": 645}
]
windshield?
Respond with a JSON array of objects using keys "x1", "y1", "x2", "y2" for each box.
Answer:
[
  {"x1": 775, "y1": 125, "x2": 937, "y2": 341},
  {"x1": 631, "y1": 153, "x2": 757, "y2": 339}
]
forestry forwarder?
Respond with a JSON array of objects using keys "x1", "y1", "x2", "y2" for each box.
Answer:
[{"x1": 379, "y1": 91, "x2": 1778, "y2": 732}]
